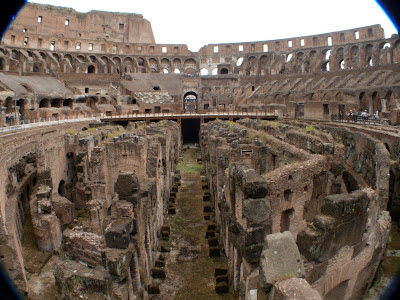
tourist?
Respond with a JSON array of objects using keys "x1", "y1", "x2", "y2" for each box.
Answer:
[
  {"x1": 361, "y1": 110, "x2": 367, "y2": 123},
  {"x1": 353, "y1": 110, "x2": 358, "y2": 122},
  {"x1": 374, "y1": 110, "x2": 379, "y2": 121}
]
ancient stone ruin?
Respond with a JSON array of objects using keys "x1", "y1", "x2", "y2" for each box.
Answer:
[{"x1": 0, "y1": 2, "x2": 399, "y2": 300}]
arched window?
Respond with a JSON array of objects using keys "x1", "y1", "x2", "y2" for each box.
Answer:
[
  {"x1": 200, "y1": 68, "x2": 208, "y2": 76},
  {"x1": 87, "y1": 65, "x2": 95, "y2": 73},
  {"x1": 220, "y1": 68, "x2": 228, "y2": 74}
]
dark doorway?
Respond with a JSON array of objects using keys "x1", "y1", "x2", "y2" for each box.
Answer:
[
  {"x1": 280, "y1": 208, "x2": 294, "y2": 232},
  {"x1": 182, "y1": 118, "x2": 200, "y2": 144}
]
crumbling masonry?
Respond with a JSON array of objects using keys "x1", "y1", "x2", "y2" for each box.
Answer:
[{"x1": 0, "y1": 2, "x2": 400, "y2": 300}]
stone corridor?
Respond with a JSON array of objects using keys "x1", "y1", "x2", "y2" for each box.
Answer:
[{"x1": 153, "y1": 146, "x2": 236, "y2": 299}]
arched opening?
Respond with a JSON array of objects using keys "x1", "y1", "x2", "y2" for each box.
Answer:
[
  {"x1": 51, "y1": 99, "x2": 63, "y2": 108},
  {"x1": 131, "y1": 98, "x2": 137, "y2": 105},
  {"x1": 63, "y1": 99, "x2": 73, "y2": 108},
  {"x1": 183, "y1": 91, "x2": 198, "y2": 112},
  {"x1": 174, "y1": 68, "x2": 180, "y2": 74},
  {"x1": 220, "y1": 68, "x2": 228, "y2": 74},
  {"x1": 359, "y1": 92, "x2": 367, "y2": 111},
  {"x1": 200, "y1": 68, "x2": 208, "y2": 76},
  {"x1": 372, "y1": 91, "x2": 382, "y2": 113},
  {"x1": 86, "y1": 97, "x2": 98, "y2": 110},
  {"x1": 236, "y1": 57, "x2": 244, "y2": 66},
  {"x1": 342, "y1": 171, "x2": 359, "y2": 193},
  {"x1": 0, "y1": 58, "x2": 5, "y2": 70},
  {"x1": 325, "y1": 50, "x2": 331, "y2": 60},
  {"x1": 39, "y1": 98, "x2": 50, "y2": 108},
  {"x1": 87, "y1": 65, "x2": 95, "y2": 73},
  {"x1": 321, "y1": 61, "x2": 330, "y2": 71},
  {"x1": 339, "y1": 60, "x2": 345, "y2": 70},
  {"x1": 58, "y1": 180, "x2": 66, "y2": 196},
  {"x1": 16, "y1": 99, "x2": 25, "y2": 119},
  {"x1": 212, "y1": 68, "x2": 218, "y2": 75}
]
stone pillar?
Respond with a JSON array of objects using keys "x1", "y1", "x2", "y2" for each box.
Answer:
[{"x1": 0, "y1": 107, "x2": 6, "y2": 127}]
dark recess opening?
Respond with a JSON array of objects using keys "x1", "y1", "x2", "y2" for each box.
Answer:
[
  {"x1": 182, "y1": 118, "x2": 200, "y2": 144},
  {"x1": 342, "y1": 171, "x2": 359, "y2": 193}
]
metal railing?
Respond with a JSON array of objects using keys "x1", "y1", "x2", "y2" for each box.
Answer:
[
  {"x1": 0, "y1": 111, "x2": 277, "y2": 133},
  {"x1": 100, "y1": 111, "x2": 275, "y2": 119},
  {"x1": 0, "y1": 116, "x2": 99, "y2": 133}
]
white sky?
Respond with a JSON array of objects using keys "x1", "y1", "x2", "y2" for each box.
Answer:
[{"x1": 27, "y1": 0, "x2": 398, "y2": 52}]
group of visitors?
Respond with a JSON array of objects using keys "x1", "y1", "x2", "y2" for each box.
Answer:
[
  {"x1": 5, "y1": 113, "x2": 14, "y2": 124},
  {"x1": 333, "y1": 109, "x2": 379, "y2": 123}
]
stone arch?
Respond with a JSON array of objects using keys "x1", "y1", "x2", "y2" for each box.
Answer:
[
  {"x1": 148, "y1": 58, "x2": 159, "y2": 73},
  {"x1": 371, "y1": 91, "x2": 382, "y2": 113},
  {"x1": 220, "y1": 67, "x2": 228, "y2": 74},
  {"x1": 183, "y1": 91, "x2": 198, "y2": 112},
  {"x1": 123, "y1": 57, "x2": 135, "y2": 73},
  {"x1": 86, "y1": 97, "x2": 98, "y2": 110},
  {"x1": 378, "y1": 41, "x2": 391, "y2": 65},
  {"x1": 101, "y1": 56, "x2": 110, "y2": 73},
  {"x1": 160, "y1": 58, "x2": 171, "y2": 73},
  {"x1": 393, "y1": 39, "x2": 400, "y2": 63},
  {"x1": 359, "y1": 92, "x2": 368, "y2": 111},
  {"x1": 16, "y1": 99, "x2": 26, "y2": 118},
  {"x1": 247, "y1": 56, "x2": 257, "y2": 75},
  {"x1": 51, "y1": 99, "x2": 63, "y2": 108},
  {"x1": 320, "y1": 61, "x2": 329, "y2": 71},
  {"x1": 89, "y1": 55, "x2": 97, "y2": 63},
  {"x1": 259, "y1": 55, "x2": 270, "y2": 75},
  {"x1": 39, "y1": 98, "x2": 50, "y2": 108},
  {"x1": 87, "y1": 65, "x2": 96, "y2": 73},
  {"x1": 76, "y1": 55, "x2": 85, "y2": 64},
  {"x1": 365, "y1": 44, "x2": 374, "y2": 66},
  {"x1": 183, "y1": 58, "x2": 197, "y2": 74},
  {"x1": 350, "y1": 45, "x2": 360, "y2": 68},
  {"x1": 0, "y1": 57, "x2": 5, "y2": 70},
  {"x1": 173, "y1": 58, "x2": 182, "y2": 67},
  {"x1": 63, "y1": 54, "x2": 73, "y2": 72},
  {"x1": 323, "y1": 92, "x2": 332, "y2": 101},
  {"x1": 113, "y1": 57, "x2": 122, "y2": 74},
  {"x1": 4, "y1": 97, "x2": 13, "y2": 113},
  {"x1": 200, "y1": 68, "x2": 209, "y2": 76},
  {"x1": 383, "y1": 90, "x2": 394, "y2": 112},
  {"x1": 63, "y1": 98, "x2": 73, "y2": 108},
  {"x1": 335, "y1": 92, "x2": 343, "y2": 102}
]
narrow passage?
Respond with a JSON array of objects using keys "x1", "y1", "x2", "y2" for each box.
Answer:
[{"x1": 154, "y1": 146, "x2": 236, "y2": 299}]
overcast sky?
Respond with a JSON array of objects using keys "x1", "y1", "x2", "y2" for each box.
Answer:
[{"x1": 27, "y1": 0, "x2": 398, "y2": 52}]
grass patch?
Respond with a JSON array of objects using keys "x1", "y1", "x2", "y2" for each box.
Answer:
[
  {"x1": 304, "y1": 125, "x2": 315, "y2": 134},
  {"x1": 176, "y1": 162, "x2": 202, "y2": 174}
]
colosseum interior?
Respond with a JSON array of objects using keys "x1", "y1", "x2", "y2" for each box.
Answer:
[{"x1": 0, "y1": 2, "x2": 399, "y2": 299}]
